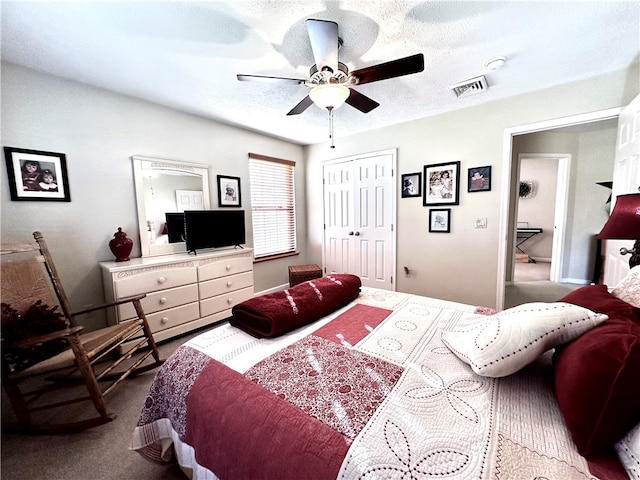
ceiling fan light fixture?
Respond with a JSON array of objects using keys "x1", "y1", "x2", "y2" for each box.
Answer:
[{"x1": 309, "y1": 84, "x2": 350, "y2": 110}]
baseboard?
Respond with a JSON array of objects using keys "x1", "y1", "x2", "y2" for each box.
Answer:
[
  {"x1": 563, "y1": 278, "x2": 590, "y2": 285},
  {"x1": 254, "y1": 283, "x2": 289, "y2": 296},
  {"x1": 559, "y1": 277, "x2": 590, "y2": 285},
  {"x1": 532, "y1": 257, "x2": 552, "y2": 263}
]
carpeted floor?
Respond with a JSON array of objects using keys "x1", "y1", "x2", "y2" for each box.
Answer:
[
  {"x1": 0, "y1": 329, "x2": 207, "y2": 480},
  {"x1": 505, "y1": 261, "x2": 583, "y2": 308},
  {"x1": 514, "y1": 260, "x2": 551, "y2": 282},
  {"x1": 504, "y1": 281, "x2": 582, "y2": 308}
]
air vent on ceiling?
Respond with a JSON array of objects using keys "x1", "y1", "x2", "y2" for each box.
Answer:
[{"x1": 449, "y1": 75, "x2": 489, "y2": 98}]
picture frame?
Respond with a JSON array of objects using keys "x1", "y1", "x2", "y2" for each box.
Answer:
[
  {"x1": 423, "y1": 161, "x2": 460, "y2": 206},
  {"x1": 217, "y1": 175, "x2": 241, "y2": 207},
  {"x1": 468, "y1": 165, "x2": 492, "y2": 192},
  {"x1": 429, "y1": 208, "x2": 451, "y2": 233},
  {"x1": 3, "y1": 146, "x2": 71, "y2": 202},
  {"x1": 401, "y1": 172, "x2": 422, "y2": 198}
]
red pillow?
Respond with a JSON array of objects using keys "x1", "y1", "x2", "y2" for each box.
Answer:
[
  {"x1": 554, "y1": 286, "x2": 640, "y2": 456},
  {"x1": 558, "y1": 284, "x2": 638, "y2": 319}
]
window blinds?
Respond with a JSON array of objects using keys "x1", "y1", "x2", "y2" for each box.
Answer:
[{"x1": 249, "y1": 153, "x2": 296, "y2": 258}]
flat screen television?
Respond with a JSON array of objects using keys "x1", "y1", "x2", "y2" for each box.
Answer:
[
  {"x1": 184, "y1": 210, "x2": 246, "y2": 254},
  {"x1": 164, "y1": 212, "x2": 185, "y2": 244}
]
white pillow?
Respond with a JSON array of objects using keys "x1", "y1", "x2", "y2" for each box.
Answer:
[
  {"x1": 616, "y1": 420, "x2": 640, "y2": 480},
  {"x1": 441, "y1": 302, "x2": 607, "y2": 377},
  {"x1": 612, "y1": 265, "x2": 640, "y2": 308}
]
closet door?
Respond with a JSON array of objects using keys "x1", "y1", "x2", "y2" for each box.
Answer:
[
  {"x1": 175, "y1": 190, "x2": 204, "y2": 212},
  {"x1": 323, "y1": 161, "x2": 355, "y2": 277},
  {"x1": 323, "y1": 151, "x2": 396, "y2": 290}
]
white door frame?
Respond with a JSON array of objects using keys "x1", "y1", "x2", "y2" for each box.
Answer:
[
  {"x1": 551, "y1": 156, "x2": 571, "y2": 282},
  {"x1": 497, "y1": 108, "x2": 622, "y2": 309},
  {"x1": 321, "y1": 149, "x2": 397, "y2": 290}
]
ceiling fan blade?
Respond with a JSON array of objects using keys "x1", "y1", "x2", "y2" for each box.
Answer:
[
  {"x1": 350, "y1": 53, "x2": 425, "y2": 85},
  {"x1": 306, "y1": 19, "x2": 339, "y2": 74},
  {"x1": 345, "y1": 89, "x2": 380, "y2": 113},
  {"x1": 286, "y1": 95, "x2": 314, "y2": 116},
  {"x1": 237, "y1": 74, "x2": 306, "y2": 85}
]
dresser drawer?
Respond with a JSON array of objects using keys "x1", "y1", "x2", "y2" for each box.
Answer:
[
  {"x1": 200, "y1": 286, "x2": 254, "y2": 318},
  {"x1": 147, "y1": 302, "x2": 200, "y2": 334},
  {"x1": 117, "y1": 284, "x2": 199, "y2": 320},
  {"x1": 198, "y1": 257, "x2": 253, "y2": 282},
  {"x1": 114, "y1": 267, "x2": 197, "y2": 298},
  {"x1": 199, "y1": 271, "x2": 253, "y2": 300}
]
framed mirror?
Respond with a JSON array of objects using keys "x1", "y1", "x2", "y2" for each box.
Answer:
[{"x1": 132, "y1": 155, "x2": 211, "y2": 257}]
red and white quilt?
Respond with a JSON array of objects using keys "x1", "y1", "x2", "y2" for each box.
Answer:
[{"x1": 131, "y1": 288, "x2": 615, "y2": 479}]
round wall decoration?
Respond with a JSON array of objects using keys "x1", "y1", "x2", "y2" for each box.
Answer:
[{"x1": 519, "y1": 180, "x2": 535, "y2": 198}]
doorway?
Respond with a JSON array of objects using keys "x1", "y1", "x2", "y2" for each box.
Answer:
[
  {"x1": 514, "y1": 154, "x2": 570, "y2": 283},
  {"x1": 497, "y1": 108, "x2": 622, "y2": 309}
]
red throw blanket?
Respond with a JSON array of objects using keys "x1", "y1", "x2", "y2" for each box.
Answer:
[
  {"x1": 230, "y1": 274, "x2": 361, "y2": 338},
  {"x1": 185, "y1": 357, "x2": 350, "y2": 480}
]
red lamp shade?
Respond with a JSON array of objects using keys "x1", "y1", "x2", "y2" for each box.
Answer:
[{"x1": 597, "y1": 193, "x2": 640, "y2": 240}]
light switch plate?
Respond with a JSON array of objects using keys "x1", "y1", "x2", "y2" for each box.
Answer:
[{"x1": 475, "y1": 218, "x2": 487, "y2": 228}]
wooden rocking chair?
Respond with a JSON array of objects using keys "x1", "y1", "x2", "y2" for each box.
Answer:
[{"x1": 1, "y1": 231, "x2": 163, "y2": 434}]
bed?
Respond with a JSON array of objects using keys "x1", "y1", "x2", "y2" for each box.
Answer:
[{"x1": 131, "y1": 272, "x2": 640, "y2": 480}]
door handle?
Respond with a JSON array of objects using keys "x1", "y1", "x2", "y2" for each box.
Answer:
[
  {"x1": 348, "y1": 231, "x2": 354, "y2": 235},
  {"x1": 354, "y1": 232, "x2": 360, "y2": 236}
]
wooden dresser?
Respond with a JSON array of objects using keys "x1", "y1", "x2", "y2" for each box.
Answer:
[{"x1": 100, "y1": 248, "x2": 254, "y2": 344}]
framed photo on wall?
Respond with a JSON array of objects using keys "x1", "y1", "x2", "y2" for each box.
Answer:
[
  {"x1": 217, "y1": 175, "x2": 241, "y2": 207},
  {"x1": 468, "y1": 165, "x2": 492, "y2": 192},
  {"x1": 3, "y1": 146, "x2": 71, "y2": 202},
  {"x1": 401, "y1": 172, "x2": 421, "y2": 198},
  {"x1": 429, "y1": 208, "x2": 451, "y2": 233},
  {"x1": 423, "y1": 161, "x2": 460, "y2": 206}
]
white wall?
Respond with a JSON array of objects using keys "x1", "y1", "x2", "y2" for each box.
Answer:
[
  {"x1": 1, "y1": 63, "x2": 306, "y2": 330},
  {"x1": 305, "y1": 65, "x2": 639, "y2": 308},
  {"x1": 2, "y1": 62, "x2": 638, "y2": 327}
]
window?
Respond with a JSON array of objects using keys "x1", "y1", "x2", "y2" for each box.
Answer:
[{"x1": 249, "y1": 153, "x2": 296, "y2": 259}]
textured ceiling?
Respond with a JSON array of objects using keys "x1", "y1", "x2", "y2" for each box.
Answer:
[{"x1": 1, "y1": 1, "x2": 638, "y2": 145}]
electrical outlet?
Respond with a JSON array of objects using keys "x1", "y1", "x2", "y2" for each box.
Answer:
[{"x1": 475, "y1": 218, "x2": 487, "y2": 229}]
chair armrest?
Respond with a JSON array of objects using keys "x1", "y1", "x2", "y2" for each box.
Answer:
[
  {"x1": 72, "y1": 294, "x2": 147, "y2": 316},
  {"x1": 2, "y1": 326, "x2": 84, "y2": 349}
]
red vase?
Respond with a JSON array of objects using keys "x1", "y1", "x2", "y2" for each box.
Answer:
[{"x1": 109, "y1": 227, "x2": 133, "y2": 262}]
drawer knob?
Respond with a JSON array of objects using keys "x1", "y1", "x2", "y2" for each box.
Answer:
[
  {"x1": 227, "y1": 298, "x2": 233, "y2": 304},
  {"x1": 159, "y1": 297, "x2": 168, "y2": 304},
  {"x1": 226, "y1": 281, "x2": 233, "y2": 287},
  {"x1": 226, "y1": 264, "x2": 232, "y2": 271},
  {"x1": 158, "y1": 276, "x2": 167, "y2": 284},
  {"x1": 161, "y1": 317, "x2": 169, "y2": 324}
]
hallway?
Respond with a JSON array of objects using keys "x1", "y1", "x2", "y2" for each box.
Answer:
[
  {"x1": 514, "y1": 260, "x2": 550, "y2": 282},
  {"x1": 505, "y1": 261, "x2": 582, "y2": 308}
]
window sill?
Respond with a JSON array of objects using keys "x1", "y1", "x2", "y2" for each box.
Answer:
[{"x1": 253, "y1": 251, "x2": 300, "y2": 264}]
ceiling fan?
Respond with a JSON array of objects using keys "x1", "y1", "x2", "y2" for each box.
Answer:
[{"x1": 237, "y1": 19, "x2": 425, "y2": 117}]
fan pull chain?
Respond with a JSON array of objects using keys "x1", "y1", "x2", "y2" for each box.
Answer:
[{"x1": 328, "y1": 107, "x2": 335, "y2": 149}]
